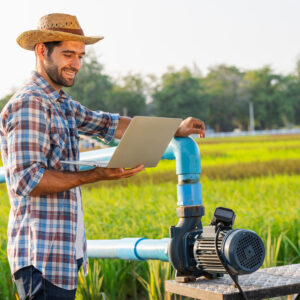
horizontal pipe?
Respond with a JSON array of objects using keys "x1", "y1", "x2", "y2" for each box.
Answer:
[
  {"x1": 87, "y1": 238, "x2": 170, "y2": 261},
  {"x1": 0, "y1": 170, "x2": 4, "y2": 184},
  {"x1": 78, "y1": 147, "x2": 117, "y2": 171},
  {"x1": 0, "y1": 141, "x2": 177, "y2": 183}
]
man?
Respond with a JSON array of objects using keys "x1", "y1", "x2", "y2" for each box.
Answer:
[{"x1": 0, "y1": 13, "x2": 205, "y2": 299}]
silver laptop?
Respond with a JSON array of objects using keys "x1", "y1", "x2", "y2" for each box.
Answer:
[{"x1": 61, "y1": 116, "x2": 182, "y2": 168}]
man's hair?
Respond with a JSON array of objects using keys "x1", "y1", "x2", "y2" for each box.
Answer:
[{"x1": 43, "y1": 41, "x2": 62, "y2": 57}]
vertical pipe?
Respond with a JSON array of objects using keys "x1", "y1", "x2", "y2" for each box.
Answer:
[
  {"x1": 167, "y1": 137, "x2": 204, "y2": 278},
  {"x1": 168, "y1": 137, "x2": 202, "y2": 207}
]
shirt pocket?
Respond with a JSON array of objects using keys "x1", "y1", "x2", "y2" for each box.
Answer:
[
  {"x1": 69, "y1": 127, "x2": 80, "y2": 161},
  {"x1": 49, "y1": 128, "x2": 70, "y2": 169}
]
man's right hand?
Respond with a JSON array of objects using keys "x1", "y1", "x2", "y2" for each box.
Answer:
[{"x1": 90, "y1": 164, "x2": 145, "y2": 181}]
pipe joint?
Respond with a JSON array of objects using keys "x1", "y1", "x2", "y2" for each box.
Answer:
[
  {"x1": 169, "y1": 137, "x2": 201, "y2": 175},
  {"x1": 176, "y1": 205, "x2": 205, "y2": 218},
  {"x1": 177, "y1": 182, "x2": 202, "y2": 206},
  {"x1": 87, "y1": 238, "x2": 170, "y2": 261},
  {"x1": 116, "y1": 238, "x2": 146, "y2": 260}
]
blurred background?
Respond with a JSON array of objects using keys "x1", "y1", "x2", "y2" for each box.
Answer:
[
  {"x1": 1, "y1": 0, "x2": 300, "y2": 133},
  {"x1": 0, "y1": 1, "x2": 299, "y2": 299}
]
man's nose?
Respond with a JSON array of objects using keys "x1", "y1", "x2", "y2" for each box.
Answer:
[{"x1": 70, "y1": 56, "x2": 81, "y2": 71}]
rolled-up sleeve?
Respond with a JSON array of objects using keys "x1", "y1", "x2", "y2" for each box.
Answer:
[
  {"x1": 71, "y1": 99, "x2": 119, "y2": 143},
  {"x1": 3, "y1": 97, "x2": 49, "y2": 196}
]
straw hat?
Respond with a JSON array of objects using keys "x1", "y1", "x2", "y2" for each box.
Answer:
[{"x1": 17, "y1": 13, "x2": 104, "y2": 51}]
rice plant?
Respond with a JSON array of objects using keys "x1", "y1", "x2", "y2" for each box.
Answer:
[
  {"x1": 263, "y1": 228, "x2": 283, "y2": 268},
  {"x1": 77, "y1": 260, "x2": 106, "y2": 300},
  {"x1": 134, "y1": 261, "x2": 174, "y2": 300}
]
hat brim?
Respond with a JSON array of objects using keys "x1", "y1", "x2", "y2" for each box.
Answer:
[{"x1": 17, "y1": 30, "x2": 104, "y2": 51}]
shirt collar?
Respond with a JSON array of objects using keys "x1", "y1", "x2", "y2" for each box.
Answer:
[{"x1": 30, "y1": 71, "x2": 71, "y2": 103}]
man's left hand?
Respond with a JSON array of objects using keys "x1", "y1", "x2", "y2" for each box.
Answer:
[{"x1": 175, "y1": 117, "x2": 205, "y2": 138}]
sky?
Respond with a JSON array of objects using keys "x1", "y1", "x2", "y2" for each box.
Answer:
[{"x1": 1, "y1": 0, "x2": 300, "y2": 98}]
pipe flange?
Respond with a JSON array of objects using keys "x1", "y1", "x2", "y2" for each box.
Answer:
[{"x1": 177, "y1": 205, "x2": 205, "y2": 218}]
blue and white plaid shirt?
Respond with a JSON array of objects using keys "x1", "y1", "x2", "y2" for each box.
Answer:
[{"x1": 0, "y1": 72, "x2": 119, "y2": 290}]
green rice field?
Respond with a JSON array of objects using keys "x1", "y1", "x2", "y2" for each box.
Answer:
[{"x1": 0, "y1": 134, "x2": 299, "y2": 299}]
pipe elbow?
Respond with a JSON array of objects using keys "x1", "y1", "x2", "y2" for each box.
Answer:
[{"x1": 169, "y1": 137, "x2": 201, "y2": 175}]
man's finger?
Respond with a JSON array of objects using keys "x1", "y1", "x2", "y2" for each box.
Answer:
[
  {"x1": 122, "y1": 165, "x2": 145, "y2": 175},
  {"x1": 192, "y1": 120, "x2": 205, "y2": 130},
  {"x1": 112, "y1": 165, "x2": 144, "y2": 178},
  {"x1": 187, "y1": 127, "x2": 205, "y2": 137}
]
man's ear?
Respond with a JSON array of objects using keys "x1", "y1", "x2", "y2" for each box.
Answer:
[{"x1": 35, "y1": 43, "x2": 47, "y2": 60}]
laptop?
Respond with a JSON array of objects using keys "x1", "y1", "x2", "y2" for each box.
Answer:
[{"x1": 61, "y1": 116, "x2": 182, "y2": 168}]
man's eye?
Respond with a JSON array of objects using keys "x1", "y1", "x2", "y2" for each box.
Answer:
[{"x1": 64, "y1": 54, "x2": 71, "y2": 58}]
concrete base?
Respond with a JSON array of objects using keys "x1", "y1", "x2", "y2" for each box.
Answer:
[{"x1": 165, "y1": 264, "x2": 300, "y2": 299}]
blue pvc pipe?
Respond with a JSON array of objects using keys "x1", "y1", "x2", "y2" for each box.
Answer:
[
  {"x1": 170, "y1": 137, "x2": 202, "y2": 207},
  {"x1": 177, "y1": 183, "x2": 202, "y2": 206},
  {"x1": 78, "y1": 147, "x2": 117, "y2": 171},
  {"x1": 0, "y1": 169, "x2": 4, "y2": 184},
  {"x1": 87, "y1": 238, "x2": 170, "y2": 261},
  {"x1": 169, "y1": 137, "x2": 201, "y2": 176}
]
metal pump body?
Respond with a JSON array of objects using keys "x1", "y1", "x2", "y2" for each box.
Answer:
[
  {"x1": 169, "y1": 206, "x2": 265, "y2": 282},
  {"x1": 166, "y1": 138, "x2": 265, "y2": 282}
]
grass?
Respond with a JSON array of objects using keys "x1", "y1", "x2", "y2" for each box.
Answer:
[
  {"x1": 0, "y1": 134, "x2": 299, "y2": 299},
  {"x1": 77, "y1": 260, "x2": 106, "y2": 300}
]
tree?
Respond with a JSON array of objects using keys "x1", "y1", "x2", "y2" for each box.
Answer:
[
  {"x1": 106, "y1": 74, "x2": 147, "y2": 116},
  {"x1": 152, "y1": 67, "x2": 209, "y2": 121},
  {"x1": 280, "y1": 74, "x2": 300, "y2": 126},
  {"x1": 243, "y1": 66, "x2": 287, "y2": 129},
  {"x1": 203, "y1": 65, "x2": 244, "y2": 131}
]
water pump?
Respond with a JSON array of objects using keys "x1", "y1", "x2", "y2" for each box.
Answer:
[{"x1": 169, "y1": 206, "x2": 265, "y2": 286}]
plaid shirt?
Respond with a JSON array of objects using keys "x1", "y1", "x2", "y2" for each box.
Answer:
[{"x1": 0, "y1": 72, "x2": 119, "y2": 290}]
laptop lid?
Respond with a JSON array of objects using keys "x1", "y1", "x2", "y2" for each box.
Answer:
[{"x1": 107, "y1": 116, "x2": 182, "y2": 168}]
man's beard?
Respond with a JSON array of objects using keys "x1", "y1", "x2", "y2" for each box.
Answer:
[{"x1": 44, "y1": 57, "x2": 77, "y2": 87}]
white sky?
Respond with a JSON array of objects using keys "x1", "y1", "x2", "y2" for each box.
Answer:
[{"x1": 1, "y1": 0, "x2": 300, "y2": 98}]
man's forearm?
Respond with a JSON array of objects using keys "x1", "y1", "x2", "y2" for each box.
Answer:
[
  {"x1": 29, "y1": 169, "x2": 98, "y2": 196},
  {"x1": 114, "y1": 116, "x2": 131, "y2": 139},
  {"x1": 29, "y1": 164, "x2": 145, "y2": 197}
]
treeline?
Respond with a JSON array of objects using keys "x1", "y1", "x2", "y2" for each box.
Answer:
[{"x1": 1, "y1": 52, "x2": 300, "y2": 132}]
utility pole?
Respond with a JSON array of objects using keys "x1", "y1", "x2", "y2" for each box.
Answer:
[{"x1": 249, "y1": 101, "x2": 255, "y2": 132}]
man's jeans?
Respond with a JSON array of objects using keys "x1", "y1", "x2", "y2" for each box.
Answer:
[{"x1": 14, "y1": 258, "x2": 83, "y2": 300}]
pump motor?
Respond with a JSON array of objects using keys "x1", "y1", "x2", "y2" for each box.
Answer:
[
  {"x1": 168, "y1": 207, "x2": 265, "y2": 284},
  {"x1": 194, "y1": 226, "x2": 265, "y2": 277}
]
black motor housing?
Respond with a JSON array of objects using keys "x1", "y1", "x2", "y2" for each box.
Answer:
[{"x1": 194, "y1": 226, "x2": 265, "y2": 276}]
